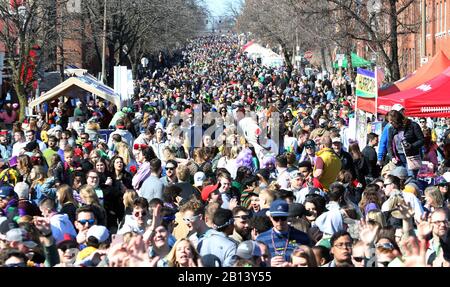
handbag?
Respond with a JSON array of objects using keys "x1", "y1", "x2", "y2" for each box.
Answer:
[
  {"x1": 401, "y1": 141, "x2": 422, "y2": 171},
  {"x1": 405, "y1": 154, "x2": 422, "y2": 171}
]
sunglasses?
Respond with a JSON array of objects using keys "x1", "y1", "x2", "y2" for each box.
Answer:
[
  {"x1": 234, "y1": 215, "x2": 249, "y2": 221},
  {"x1": 272, "y1": 217, "x2": 288, "y2": 222},
  {"x1": 183, "y1": 215, "x2": 200, "y2": 223},
  {"x1": 305, "y1": 145, "x2": 314, "y2": 149},
  {"x1": 78, "y1": 219, "x2": 95, "y2": 226},
  {"x1": 375, "y1": 242, "x2": 395, "y2": 250},
  {"x1": 134, "y1": 211, "x2": 148, "y2": 217},
  {"x1": 352, "y1": 256, "x2": 365, "y2": 262},
  {"x1": 166, "y1": 167, "x2": 175, "y2": 170},
  {"x1": 59, "y1": 246, "x2": 79, "y2": 253}
]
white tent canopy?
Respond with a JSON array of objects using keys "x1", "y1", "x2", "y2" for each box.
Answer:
[
  {"x1": 242, "y1": 41, "x2": 284, "y2": 68},
  {"x1": 29, "y1": 74, "x2": 122, "y2": 109}
]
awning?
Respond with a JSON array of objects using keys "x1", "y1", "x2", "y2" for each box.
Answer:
[
  {"x1": 333, "y1": 52, "x2": 372, "y2": 68},
  {"x1": 29, "y1": 74, "x2": 121, "y2": 109}
]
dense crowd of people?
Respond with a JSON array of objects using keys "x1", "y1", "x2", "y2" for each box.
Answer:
[{"x1": 0, "y1": 34, "x2": 449, "y2": 267}]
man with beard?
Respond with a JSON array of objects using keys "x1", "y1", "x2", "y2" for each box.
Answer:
[
  {"x1": 230, "y1": 207, "x2": 250, "y2": 244},
  {"x1": 0, "y1": 133, "x2": 11, "y2": 160}
]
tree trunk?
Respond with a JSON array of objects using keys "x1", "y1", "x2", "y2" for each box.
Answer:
[
  {"x1": 15, "y1": 82, "x2": 27, "y2": 121},
  {"x1": 320, "y1": 47, "x2": 328, "y2": 74},
  {"x1": 107, "y1": 43, "x2": 115, "y2": 86},
  {"x1": 279, "y1": 41, "x2": 293, "y2": 74},
  {"x1": 346, "y1": 47, "x2": 353, "y2": 77},
  {"x1": 389, "y1": 0, "x2": 401, "y2": 81}
]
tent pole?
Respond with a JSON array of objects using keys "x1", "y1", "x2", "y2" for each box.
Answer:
[{"x1": 375, "y1": 66, "x2": 378, "y2": 118}]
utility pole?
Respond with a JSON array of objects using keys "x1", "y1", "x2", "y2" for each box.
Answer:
[{"x1": 101, "y1": 0, "x2": 107, "y2": 83}]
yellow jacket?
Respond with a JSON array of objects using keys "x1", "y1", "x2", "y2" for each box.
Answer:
[{"x1": 314, "y1": 148, "x2": 342, "y2": 191}]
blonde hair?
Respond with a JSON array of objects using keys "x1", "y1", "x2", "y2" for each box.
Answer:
[
  {"x1": 31, "y1": 165, "x2": 47, "y2": 182},
  {"x1": 366, "y1": 209, "x2": 387, "y2": 228},
  {"x1": 163, "y1": 147, "x2": 176, "y2": 162},
  {"x1": 291, "y1": 245, "x2": 318, "y2": 267},
  {"x1": 230, "y1": 146, "x2": 241, "y2": 159},
  {"x1": 425, "y1": 186, "x2": 444, "y2": 208},
  {"x1": 123, "y1": 189, "x2": 139, "y2": 209},
  {"x1": 78, "y1": 184, "x2": 100, "y2": 205},
  {"x1": 17, "y1": 155, "x2": 32, "y2": 175},
  {"x1": 116, "y1": 142, "x2": 132, "y2": 166},
  {"x1": 166, "y1": 238, "x2": 200, "y2": 267},
  {"x1": 57, "y1": 184, "x2": 78, "y2": 206}
]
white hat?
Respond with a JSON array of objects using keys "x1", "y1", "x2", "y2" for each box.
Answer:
[
  {"x1": 236, "y1": 240, "x2": 262, "y2": 260},
  {"x1": 331, "y1": 137, "x2": 342, "y2": 144},
  {"x1": 392, "y1": 104, "x2": 404, "y2": 111},
  {"x1": 86, "y1": 225, "x2": 110, "y2": 243},
  {"x1": 443, "y1": 172, "x2": 450, "y2": 183},
  {"x1": 14, "y1": 182, "x2": 30, "y2": 199},
  {"x1": 194, "y1": 172, "x2": 206, "y2": 187}
]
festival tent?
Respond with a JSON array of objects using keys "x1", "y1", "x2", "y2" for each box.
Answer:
[
  {"x1": 243, "y1": 42, "x2": 284, "y2": 68},
  {"x1": 28, "y1": 73, "x2": 122, "y2": 110},
  {"x1": 376, "y1": 66, "x2": 450, "y2": 118},
  {"x1": 379, "y1": 50, "x2": 450, "y2": 96},
  {"x1": 357, "y1": 50, "x2": 450, "y2": 114},
  {"x1": 333, "y1": 52, "x2": 372, "y2": 68}
]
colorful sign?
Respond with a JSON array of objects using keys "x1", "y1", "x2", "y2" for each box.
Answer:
[{"x1": 355, "y1": 68, "x2": 376, "y2": 98}]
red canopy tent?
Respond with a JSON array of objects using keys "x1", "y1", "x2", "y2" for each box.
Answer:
[
  {"x1": 376, "y1": 67, "x2": 450, "y2": 118},
  {"x1": 357, "y1": 51, "x2": 450, "y2": 114}
]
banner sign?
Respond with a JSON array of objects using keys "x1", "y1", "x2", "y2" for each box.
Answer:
[{"x1": 356, "y1": 68, "x2": 376, "y2": 98}]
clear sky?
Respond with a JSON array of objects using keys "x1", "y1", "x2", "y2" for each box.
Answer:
[{"x1": 204, "y1": 0, "x2": 242, "y2": 17}]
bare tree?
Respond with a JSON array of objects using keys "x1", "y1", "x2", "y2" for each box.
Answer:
[
  {"x1": 290, "y1": 0, "x2": 419, "y2": 81},
  {"x1": 82, "y1": 0, "x2": 207, "y2": 84},
  {"x1": 0, "y1": 0, "x2": 70, "y2": 120}
]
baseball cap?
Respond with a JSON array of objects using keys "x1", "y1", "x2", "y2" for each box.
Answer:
[
  {"x1": 236, "y1": 240, "x2": 262, "y2": 260},
  {"x1": 201, "y1": 183, "x2": 219, "y2": 202},
  {"x1": 389, "y1": 166, "x2": 408, "y2": 179},
  {"x1": 86, "y1": 225, "x2": 110, "y2": 243},
  {"x1": 331, "y1": 137, "x2": 341, "y2": 144},
  {"x1": 0, "y1": 185, "x2": 15, "y2": 199},
  {"x1": 269, "y1": 199, "x2": 289, "y2": 217},
  {"x1": 57, "y1": 233, "x2": 78, "y2": 249},
  {"x1": 213, "y1": 208, "x2": 234, "y2": 230},
  {"x1": 194, "y1": 172, "x2": 206, "y2": 187},
  {"x1": 5, "y1": 228, "x2": 38, "y2": 249},
  {"x1": 0, "y1": 217, "x2": 18, "y2": 240},
  {"x1": 392, "y1": 104, "x2": 404, "y2": 111},
  {"x1": 289, "y1": 170, "x2": 302, "y2": 180},
  {"x1": 304, "y1": 139, "x2": 316, "y2": 148}
]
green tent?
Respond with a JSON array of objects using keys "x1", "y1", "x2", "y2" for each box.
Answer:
[{"x1": 333, "y1": 52, "x2": 372, "y2": 68}]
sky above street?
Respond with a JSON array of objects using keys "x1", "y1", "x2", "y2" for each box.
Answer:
[{"x1": 204, "y1": 0, "x2": 242, "y2": 16}]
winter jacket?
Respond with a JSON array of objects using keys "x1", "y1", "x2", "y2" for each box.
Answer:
[{"x1": 387, "y1": 120, "x2": 424, "y2": 159}]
